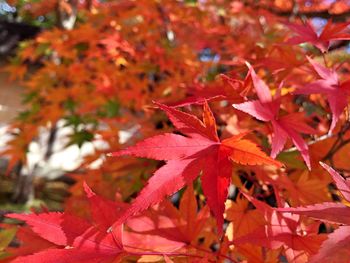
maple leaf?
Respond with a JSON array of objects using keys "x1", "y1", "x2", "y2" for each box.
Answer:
[
  {"x1": 277, "y1": 163, "x2": 350, "y2": 262},
  {"x1": 284, "y1": 170, "x2": 331, "y2": 206},
  {"x1": 6, "y1": 183, "x2": 191, "y2": 262},
  {"x1": 225, "y1": 193, "x2": 265, "y2": 239},
  {"x1": 296, "y1": 56, "x2": 350, "y2": 134},
  {"x1": 7, "y1": 213, "x2": 125, "y2": 263},
  {"x1": 6, "y1": 183, "x2": 126, "y2": 263},
  {"x1": 126, "y1": 184, "x2": 213, "y2": 246},
  {"x1": 109, "y1": 101, "x2": 282, "y2": 234},
  {"x1": 285, "y1": 19, "x2": 350, "y2": 53},
  {"x1": 307, "y1": 226, "x2": 350, "y2": 263},
  {"x1": 277, "y1": 162, "x2": 350, "y2": 224},
  {"x1": 224, "y1": 193, "x2": 282, "y2": 262},
  {"x1": 258, "y1": 45, "x2": 305, "y2": 79},
  {"x1": 232, "y1": 63, "x2": 315, "y2": 169},
  {"x1": 124, "y1": 185, "x2": 219, "y2": 261},
  {"x1": 233, "y1": 193, "x2": 326, "y2": 263},
  {"x1": 168, "y1": 81, "x2": 240, "y2": 107}
]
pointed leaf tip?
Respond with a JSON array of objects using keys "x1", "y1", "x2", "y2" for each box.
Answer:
[
  {"x1": 320, "y1": 162, "x2": 350, "y2": 202},
  {"x1": 245, "y1": 61, "x2": 252, "y2": 68}
]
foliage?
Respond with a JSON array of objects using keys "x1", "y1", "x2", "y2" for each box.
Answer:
[{"x1": 2, "y1": 0, "x2": 350, "y2": 262}]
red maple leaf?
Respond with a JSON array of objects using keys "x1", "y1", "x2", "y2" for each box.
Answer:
[
  {"x1": 232, "y1": 63, "x2": 315, "y2": 169},
  {"x1": 109, "y1": 101, "x2": 282, "y2": 234},
  {"x1": 277, "y1": 162, "x2": 350, "y2": 262},
  {"x1": 233, "y1": 193, "x2": 326, "y2": 263},
  {"x1": 307, "y1": 225, "x2": 350, "y2": 263},
  {"x1": 6, "y1": 183, "x2": 126, "y2": 263},
  {"x1": 285, "y1": 19, "x2": 350, "y2": 53},
  {"x1": 126, "y1": 184, "x2": 212, "y2": 245},
  {"x1": 6, "y1": 183, "x2": 190, "y2": 262},
  {"x1": 168, "y1": 81, "x2": 240, "y2": 107},
  {"x1": 296, "y1": 56, "x2": 350, "y2": 134}
]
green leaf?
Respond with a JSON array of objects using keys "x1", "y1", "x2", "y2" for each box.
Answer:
[
  {"x1": 75, "y1": 42, "x2": 89, "y2": 52},
  {"x1": 277, "y1": 151, "x2": 306, "y2": 170},
  {"x1": 68, "y1": 130, "x2": 94, "y2": 148},
  {"x1": 63, "y1": 98, "x2": 77, "y2": 112},
  {"x1": 98, "y1": 100, "x2": 120, "y2": 118},
  {"x1": 65, "y1": 115, "x2": 82, "y2": 127},
  {"x1": 0, "y1": 228, "x2": 17, "y2": 251},
  {"x1": 22, "y1": 91, "x2": 38, "y2": 104}
]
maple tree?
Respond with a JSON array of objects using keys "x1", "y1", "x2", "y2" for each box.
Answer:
[{"x1": 2, "y1": 0, "x2": 350, "y2": 262}]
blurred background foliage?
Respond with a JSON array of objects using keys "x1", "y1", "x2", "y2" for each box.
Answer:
[{"x1": 1, "y1": 0, "x2": 350, "y2": 261}]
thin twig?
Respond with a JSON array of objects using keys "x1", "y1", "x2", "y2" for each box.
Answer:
[{"x1": 283, "y1": 133, "x2": 335, "y2": 153}]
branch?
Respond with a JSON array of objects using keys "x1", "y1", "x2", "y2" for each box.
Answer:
[
  {"x1": 283, "y1": 133, "x2": 335, "y2": 153},
  {"x1": 56, "y1": 0, "x2": 78, "y2": 30},
  {"x1": 282, "y1": 120, "x2": 350, "y2": 164},
  {"x1": 322, "y1": 121, "x2": 350, "y2": 163},
  {"x1": 44, "y1": 123, "x2": 58, "y2": 161}
]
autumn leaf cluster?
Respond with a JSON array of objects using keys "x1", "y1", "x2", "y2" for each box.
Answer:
[{"x1": 2, "y1": 0, "x2": 350, "y2": 262}]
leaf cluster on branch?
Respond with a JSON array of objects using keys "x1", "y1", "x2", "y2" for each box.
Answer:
[{"x1": 2, "y1": 0, "x2": 350, "y2": 262}]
